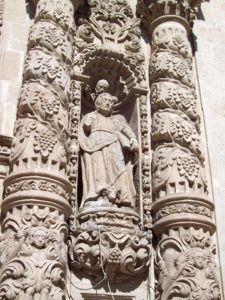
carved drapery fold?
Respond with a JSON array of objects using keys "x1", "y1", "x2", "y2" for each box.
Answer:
[
  {"x1": 0, "y1": 0, "x2": 81, "y2": 298},
  {"x1": 137, "y1": 0, "x2": 221, "y2": 299}
]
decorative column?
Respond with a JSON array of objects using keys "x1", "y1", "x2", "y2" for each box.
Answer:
[
  {"x1": 0, "y1": 0, "x2": 81, "y2": 298},
  {"x1": 137, "y1": 0, "x2": 221, "y2": 299}
]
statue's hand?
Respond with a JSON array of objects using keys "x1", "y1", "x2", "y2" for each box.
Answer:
[
  {"x1": 83, "y1": 115, "x2": 94, "y2": 132},
  {"x1": 130, "y1": 138, "x2": 139, "y2": 152}
]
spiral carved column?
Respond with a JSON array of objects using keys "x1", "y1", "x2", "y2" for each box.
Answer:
[
  {"x1": 137, "y1": 0, "x2": 221, "y2": 299},
  {"x1": 0, "y1": 0, "x2": 81, "y2": 298}
]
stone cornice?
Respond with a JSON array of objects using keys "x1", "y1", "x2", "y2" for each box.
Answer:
[{"x1": 137, "y1": 0, "x2": 204, "y2": 33}]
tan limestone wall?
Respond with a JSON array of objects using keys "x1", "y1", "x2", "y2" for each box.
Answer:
[
  {"x1": 0, "y1": 0, "x2": 33, "y2": 137},
  {"x1": 194, "y1": 1, "x2": 225, "y2": 298},
  {"x1": 0, "y1": 0, "x2": 33, "y2": 207}
]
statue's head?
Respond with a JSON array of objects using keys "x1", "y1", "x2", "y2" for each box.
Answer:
[
  {"x1": 192, "y1": 248, "x2": 205, "y2": 270},
  {"x1": 30, "y1": 227, "x2": 48, "y2": 249},
  {"x1": 95, "y1": 92, "x2": 117, "y2": 116},
  {"x1": 95, "y1": 79, "x2": 109, "y2": 96}
]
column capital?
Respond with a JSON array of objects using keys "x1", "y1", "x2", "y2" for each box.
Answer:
[
  {"x1": 137, "y1": 0, "x2": 204, "y2": 33},
  {"x1": 30, "y1": 0, "x2": 84, "y2": 12}
]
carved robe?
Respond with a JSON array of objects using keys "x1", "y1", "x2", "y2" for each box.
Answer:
[{"x1": 79, "y1": 111, "x2": 137, "y2": 208}]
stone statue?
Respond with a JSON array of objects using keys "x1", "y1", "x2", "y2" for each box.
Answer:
[{"x1": 79, "y1": 84, "x2": 139, "y2": 209}]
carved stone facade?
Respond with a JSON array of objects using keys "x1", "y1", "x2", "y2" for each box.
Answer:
[{"x1": 0, "y1": 0, "x2": 224, "y2": 299}]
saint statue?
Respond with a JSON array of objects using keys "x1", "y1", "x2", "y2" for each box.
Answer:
[{"x1": 79, "y1": 80, "x2": 138, "y2": 209}]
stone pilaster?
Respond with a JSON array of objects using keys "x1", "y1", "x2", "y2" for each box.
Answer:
[
  {"x1": 137, "y1": 0, "x2": 221, "y2": 299},
  {"x1": 0, "y1": 1, "x2": 81, "y2": 299}
]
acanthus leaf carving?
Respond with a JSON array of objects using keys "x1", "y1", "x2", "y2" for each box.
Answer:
[
  {"x1": 155, "y1": 231, "x2": 221, "y2": 300},
  {"x1": 70, "y1": 225, "x2": 152, "y2": 283},
  {"x1": 0, "y1": 204, "x2": 69, "y2": 300}
]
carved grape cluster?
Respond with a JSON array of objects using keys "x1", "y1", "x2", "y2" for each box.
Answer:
[
  {"x1": 176, "y1": 59, "x2": 189, "y2": 77},
  {"x1": 170, "y1": 119, "x2": 193, "y2": 142},
  {"x1": 108, "y1": 247, "x2": 121, "y2": 264},
  {"x1": 34, "y1": 130, "x2": 57, "y2": 159},
  {"x1": 40, "y1": 97, "x2": 60, "y2": 117},
  {"x1": 177, "y1": 155, "x2": 200, "y2": 183}
]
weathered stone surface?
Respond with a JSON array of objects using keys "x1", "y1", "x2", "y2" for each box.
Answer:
[{"x1": 0, "y1": 0, "x2": 224, "y2": 299}]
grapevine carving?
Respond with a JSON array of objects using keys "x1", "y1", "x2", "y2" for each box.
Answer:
[
  {"x1": 0, "y1": 0, "x2": 80, "y2": 298},
  {"x1": 137, "y1": 0, "x2": 221, "y2": 299}
]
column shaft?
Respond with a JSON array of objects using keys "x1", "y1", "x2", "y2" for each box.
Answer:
[{"x1": 0, "y1": 0, "x2": 79, "y2": 298}]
